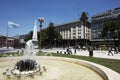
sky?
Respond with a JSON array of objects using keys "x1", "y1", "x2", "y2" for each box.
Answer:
[{"x1": 0, "y1": 0, "x2": 120, "y2": 37}]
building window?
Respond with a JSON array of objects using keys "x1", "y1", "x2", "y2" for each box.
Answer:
[
  {"x1": 78, "y1": 32, "x2": 81, "y2": 34},
  {"x1": 78, "y1": 29, "x2": 81, "y2": 31},
  {"x1": 73, "y1": 33, "x2": 76, "y2": 35},
  {"x1": 73, "y1": 36, "x2": 76, "y2": 39},
  {"x1": 75, "y1": 23, "x2": 78, "y2": 26},
  {"x1": 78, "y1": 36, "x2": 81, "y2": 39},
  {"x1": 73, "y1": 30, "x2": 76, "y2": 32},
  {"x1": 73, "y1": 26, "x2": 76, "y2": 29}
]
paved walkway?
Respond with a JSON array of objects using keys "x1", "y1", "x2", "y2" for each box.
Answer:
[
  {"x1": 76, "y1": 50, "x2": 120, "y2": 60},
  {"x1": 42, "y1": 48, "x2": 120, "y2": 60}
]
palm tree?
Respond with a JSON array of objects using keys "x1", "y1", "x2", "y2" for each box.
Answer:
[{"x1": 80, "y1": 11, "x2": 88, "y2": 46}]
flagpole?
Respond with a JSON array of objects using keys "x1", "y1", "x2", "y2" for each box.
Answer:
[
  {"x1": 6, "y1": 25, "x2": 9, "y2": 49},
  {"x1": 7, "y1": 21, "x2": 20, "y2": 49}
]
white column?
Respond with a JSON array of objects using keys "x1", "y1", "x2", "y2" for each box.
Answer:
[
  {"x1": 81, "y1": 25, "x2": 84, "y2": 39},
  {"x1": 67, "y1": 30, "x2": 69, "y2": 39},
  {"x1": 76, "y1": 26, "x2": 78, "y2": 39},
  {"x1": 62, "y1": 31, "x2": 64, "y2": 39},
  {"x1": 71, "y1": 27, "x2": 73, "y2": 39},
  {"x1": 65, "y1": 30, "x2": 67, "y2": 39},
  {"x1": 85, "y1": 26, "x2": 87, "y2": 39}
]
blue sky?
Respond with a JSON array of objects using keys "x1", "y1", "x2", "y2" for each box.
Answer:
[{"x1": 0, "y1": 0, "x2": 120, "y2": 37}]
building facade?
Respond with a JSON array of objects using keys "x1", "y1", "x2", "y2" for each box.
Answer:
[
  {"x1": 0, "y1": 36, "x2": 6, "y2": 47},
  {"x1": 55, "y1": 20, "x2": 91, "y2": 40},
  {"x1": 55, "y1": 20, "x2": 91, "y2": 46},
  {"x1": 91, "y1": 7, "x2": 120, "y2": 39},
  {"x1": 0, "y1": 35, "x2": 20, "y2": 48},
  {"x1": 0, "y1": 36, "x2": 14, "y2": 48}
]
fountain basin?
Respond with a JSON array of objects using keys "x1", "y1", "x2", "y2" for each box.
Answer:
[{"x1": 0, "y1": 56, "x2": 108, "y2": 80}]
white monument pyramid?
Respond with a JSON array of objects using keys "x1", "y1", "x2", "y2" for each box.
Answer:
[{"x1": 32, "y1": 20, "x2": 38, "y2": 48}]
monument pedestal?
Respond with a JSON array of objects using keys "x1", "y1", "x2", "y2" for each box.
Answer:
[{"x1": 32, "y1": 40, "x2": 38, "y2": 49}]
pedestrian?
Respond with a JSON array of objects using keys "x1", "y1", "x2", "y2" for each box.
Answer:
[
  {"x1": 21, "y1": 48, "x2": 24, "y2": 53},
  {"x1": 67, "y1": 47, "x2": 70, "y2": 54},
  {"x1": 108, "y1": 47, "x2": 114, "y2": 56},
  {"x1": 69, "y1": 48, "x2": 72, "y2": 54},
  {"x1": 74, "y1": 46, "x2": 76, "y2": 54},
  {"x1": 89, "y1": 46, "x2": 93, "y2": 57},
  {"x1": 66, "y1": 47, "x2": 72, "y2": 54},
  {"x1": 114, "y1": 47, "x2": 118, "y2": 54},
  {"x1": 118, "y1": 46, "x2": 120, "y2": 53}
]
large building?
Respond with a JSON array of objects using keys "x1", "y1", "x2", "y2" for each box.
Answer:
[
  {"x1": 0, "y1": 35, "x2": 14, "y2": 48},
  {"x1": 0, "y1": 35, "x2": 20, "y2": 48},
  {"x1": 56, "y1": 20, "x2": 91, "y2": 40},
  {"x1": 91, "y1": 7, "x2": 120, "y2": 39},
  {"x1": 55, "y1": 20, "x2": 91, "y2": 46}
]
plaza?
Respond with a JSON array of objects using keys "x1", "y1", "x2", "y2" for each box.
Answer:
[
  {"x1": 0, "y1": 49, "x2": 120, "y2": 80},
  {"x1": 0, "y1": 0, "x2": 120, "y2": 80},
  {"x1": 42, "y1": 48, "x2": 120, "y2": 60}
]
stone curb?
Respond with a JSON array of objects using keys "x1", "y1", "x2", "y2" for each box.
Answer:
[{"x1": 38, "y1": 56, "x2": 120, "y2": 80}]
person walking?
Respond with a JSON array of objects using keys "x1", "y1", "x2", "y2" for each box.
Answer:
[
  {"x1": 67, "y1": 47, "x2": 72, "y2": 54},
  {"x1": 89, "y1": 46, "x2": 93, "y2": 57},
  {"x1": 74, "y1": 46, "x2": 77, "y2": 54},
  {"x1": 108, "y1": 47, "x2": 114, "y2": 56}
]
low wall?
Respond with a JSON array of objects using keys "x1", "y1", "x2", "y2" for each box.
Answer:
[{"x1": 39, "y1": 56, "x2": 108, "y2": 80}]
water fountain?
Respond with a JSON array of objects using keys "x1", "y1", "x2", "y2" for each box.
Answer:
[
  {"x1": 23, "y1": 40, "x2": 35, "y2": 59},
  {"x1": 2, "y1": 20, "x2": 46, "y2": 79},
  {"x1": 1, "y1": 56, "x2": 108, "y2": 80},
  {"x1": 0, "y1": 19, "x2": 111, "y2": 80}
]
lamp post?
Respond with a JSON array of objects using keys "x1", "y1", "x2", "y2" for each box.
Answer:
[{"x1": 38, "y1": 17, "x2": 44, "y2": 51}]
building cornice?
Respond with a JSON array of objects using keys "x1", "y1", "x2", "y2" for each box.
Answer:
[{"x1": 55, "y1": 20, "x2": 81, "y2": 27}]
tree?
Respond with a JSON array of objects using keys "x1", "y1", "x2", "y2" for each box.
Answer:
[
  {"x1": 38, "y1": 22, "x2": 62, "y2": 48},
  {"x1": 115, "y1": 20, "x2": 120, "y2": 42},
  {"x1": 39, "y1": 29, "x2": 48, "y2": 47},
  {"x1": 102, "y1": 21, "x2": 120, "y2": 39},
  {"x1": 45, "y1": 22, "x2": 62, "y2": 48},
  {"x1": 47, "y1": 22, "x2": 55, "y2": 40},
  {"x1": 101, "y1": 20, "x2": 120, "y2": 46},
  {"x1": 80, "y1": 12, "x2": 88, "y2": 26},
  {"x1": 80, "y1": 11, "x2": 89, "y2": 46},
  {"x1": 24, "y1": 22, "x2": 62, "y2": 48},
  {"x1": 24, "y1": 31, "x2": 33, "y2": 42},
  {"x1": 102, "y1": 22, "x2": 114, "y2": 39}
]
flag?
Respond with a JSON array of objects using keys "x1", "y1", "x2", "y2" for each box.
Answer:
[{"x1": 8, "y1": 21, "x2": 20, "y2": 28}]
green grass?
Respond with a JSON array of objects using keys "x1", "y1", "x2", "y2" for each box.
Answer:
[
  {"x1": 0, "y1": 52, "x2": 23, "y2": 57},
  {"x1": 1, "y1": 52, "x2": 120, "y2": 74},
  {"x1": 37, "y1": 52, "x2": 120, "y2": 74}
]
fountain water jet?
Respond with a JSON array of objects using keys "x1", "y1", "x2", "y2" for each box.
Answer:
[
  {"x1": 23, "y1": 40, "x2": 36, "y2": 59},
  {"x1": 2, "y1": 20, "x2": 46, "y2": 79}
]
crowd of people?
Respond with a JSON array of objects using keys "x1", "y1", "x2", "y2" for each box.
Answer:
[{"x1": 65, "y1": 46, "x2": 120, "y2": 57}]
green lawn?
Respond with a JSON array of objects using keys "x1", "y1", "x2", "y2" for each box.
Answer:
[
  {"x1": 37, "y1": 52, "x2": 120, "y2": 74},
  {"x1": 1, "y1": 52, "x2": 120, "y2": 74}
]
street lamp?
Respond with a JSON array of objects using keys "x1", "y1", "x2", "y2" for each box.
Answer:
[{"x1": 38, "y1": 17, "x2": 44, "y2": 51}]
